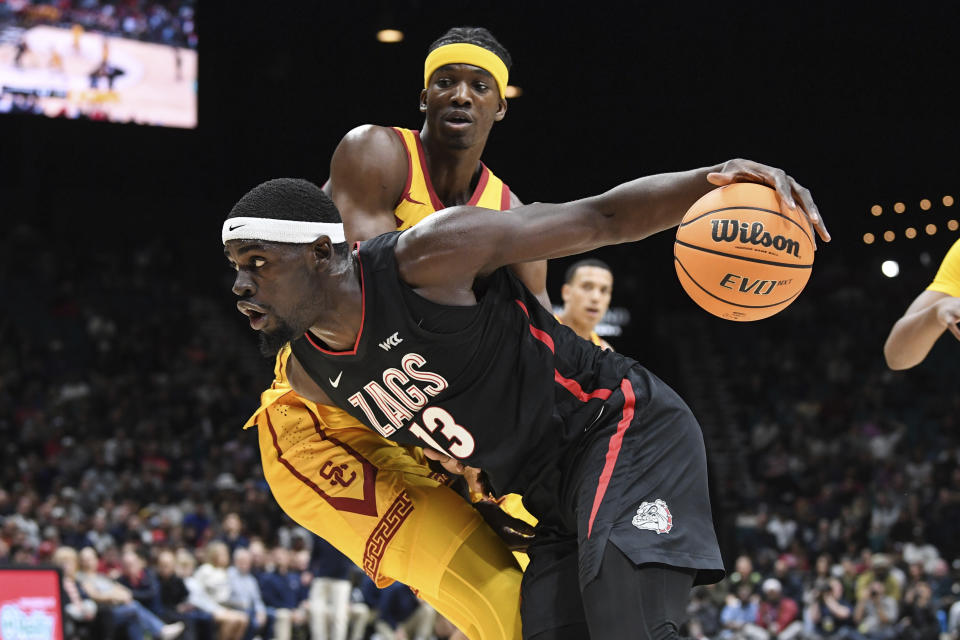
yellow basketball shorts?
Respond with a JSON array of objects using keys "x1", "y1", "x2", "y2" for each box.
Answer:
[{"x1": 248, "y1": 384, "x2": 522, "y2": 640}]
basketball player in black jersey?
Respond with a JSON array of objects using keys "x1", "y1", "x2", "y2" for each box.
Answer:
[{"x1": 222, "y1": 164, "x2": 829, "y2": 639}]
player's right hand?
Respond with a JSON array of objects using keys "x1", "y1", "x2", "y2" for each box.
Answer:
[
  {"x1": 937, "y1": 297, "x2": 960, "y2": 341},
  {"x1": 472, "y1": 500, "x2": 536, "y2": 552}
]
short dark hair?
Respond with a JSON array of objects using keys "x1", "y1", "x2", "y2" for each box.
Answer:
[
  {"x1": 228, "y1": 178, "x2": 341, "y2": 224},
  {"x1": 564, "y1": 259, "x2": 612, "y2": 284},
  {"x1": 428, "y1": 26, "x2": 512, "y2": 71}
]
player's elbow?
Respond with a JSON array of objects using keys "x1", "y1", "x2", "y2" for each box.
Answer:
[{"x1": 882, "y1": 336, "x2": 916, "y2": 371}]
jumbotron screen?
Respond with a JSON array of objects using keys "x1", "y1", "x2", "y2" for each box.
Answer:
[
  {"x1": 0, "y1": 568, "x2": 63, "y2": 640},
  {"x1": 0, "y1": 0, "x2": 197, "y2": 128}
]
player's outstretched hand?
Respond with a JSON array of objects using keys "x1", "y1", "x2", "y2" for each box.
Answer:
[
  {"x1": 472, "y1": 500, "x2": 536, "y2": 552},
  {"x1": 936, "y1": 297, "x2": 960, "y2": 341},
  {"x1": 707, "y1": 158, "x2": 831, "y2": 248}
]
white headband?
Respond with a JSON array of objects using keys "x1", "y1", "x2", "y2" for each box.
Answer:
[{"x1": 222, "y1": 217, "x2": 346, "y2": 245}]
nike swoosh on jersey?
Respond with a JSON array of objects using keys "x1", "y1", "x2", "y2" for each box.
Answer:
[{"x1": 329, "y1": 371, "x2": 343, "y2": 388}]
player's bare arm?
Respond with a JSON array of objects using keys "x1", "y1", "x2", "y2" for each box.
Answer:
[
  {"x1": 324, "y1": 124, "x2": 409, "y2": 242},
  {"x1": 326, "y1": 126, "x2": 551, "y2": 306},
  {"x1": 503, "y1": 189, "x2": 550, "y2": 308},
  {"x1": 884, "y1": 290, "x2": 960, "y2": 370},
  {"x1": 397, "y1": 159, "x2": 829, "y2": 301}
]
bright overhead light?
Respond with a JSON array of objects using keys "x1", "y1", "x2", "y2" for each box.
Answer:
[
  {"x1": 920, "y1": 199, "x2": 931, "y2": 211},
  {"x1": 893, "y1": 202, "x2": 906, "y2": 213},
  {"x1": 863, "y1": 232, "x2": 875, "y2": 244},
  {"x1": 944, "y1": 195, "x2": 955, "y2": 207},
  {"x1": 881, "y1": 260, "x2": 900, "y2": 278},
  {"x1": 949, "y1": 219, "x2": 959, "y2": 231},
  {"x1": 905, "y1": 227, "x2": 917, "y2": 239},
  {"x1": 504, "y1": 85, "x2": 523, "y2": 98},
  {"x1": 377, "y1": 29, "x2": 404, "y2": 43},
  {"x1": 870, "y1": 205, "x2": 882, "y2": 216},
  {"x1": 926, "y1": 223, "x2": 937, "y2": 235},
  {"x1": 884, "y1": 230, "x2": 895, "y2": 242}
]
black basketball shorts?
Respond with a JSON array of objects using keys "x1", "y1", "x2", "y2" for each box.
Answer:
[{"x1": 519, "y1": 364, "x2": 724, "y2": 638}]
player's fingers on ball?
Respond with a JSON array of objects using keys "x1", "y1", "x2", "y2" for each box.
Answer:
[
  {"x1": 771, "y1": 171, "x2": 797, "y2": 210},
  {"x1": 795, "y1": 185, "x2": 830, "y2": 242},
  {"x1": 706, "y1": 172, "x2": 731, "y2": 185}
]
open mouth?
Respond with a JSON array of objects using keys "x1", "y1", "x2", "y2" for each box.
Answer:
[
  {"x1": 238, "y1": 301, "x2": 269, "y2": 330},
  {"x1": 444, "y1": 111, "x2": 473, "y2": 126}
]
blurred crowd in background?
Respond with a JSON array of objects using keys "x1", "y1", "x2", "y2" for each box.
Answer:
[{"x1": 2, "y1": 223, "x2": 959, "y2": 640}]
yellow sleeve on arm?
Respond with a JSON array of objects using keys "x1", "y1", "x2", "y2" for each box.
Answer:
[{"x1": 929, "y1": 239, "x2": 960, "y2": 297}]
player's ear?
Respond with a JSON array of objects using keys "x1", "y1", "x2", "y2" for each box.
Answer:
[
  {"x1": 311, "y1": 237, "x2": 334, "y2": 268},
  {"x1": 561, "y1": 283, "x2": 571, "y2": 302},
  {"x1": 419, "y1": 89, "x2": 428, "y2": 112},
  {"x1": 494, "y1": 97, "x2": 507, "y2": 121}
]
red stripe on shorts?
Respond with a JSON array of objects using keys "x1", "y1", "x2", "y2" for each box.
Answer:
[{"x1": 587, "y1": 378, "x2": 635, "y2": 538}]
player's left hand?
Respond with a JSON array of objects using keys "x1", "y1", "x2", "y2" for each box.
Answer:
[
  {"x1": 423, "y1": 447, "x2": 467, "y2": 475},
  {"x1": 473, "y1": 500, "x2": 536, "y2": 551},
  {"x1": 707, "y1": 159, "x2": 831, "y2": 248}
]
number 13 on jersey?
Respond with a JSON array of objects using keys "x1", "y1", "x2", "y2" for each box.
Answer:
[{"x1": 409, "y1": 407, "x2": 476, "y2": 459}]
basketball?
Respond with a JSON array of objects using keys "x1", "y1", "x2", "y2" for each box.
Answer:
[{"x1": 674, "y1": 182, "x2": 815, "y2": 321}]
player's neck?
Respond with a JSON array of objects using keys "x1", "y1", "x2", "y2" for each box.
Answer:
[
  {"x1": 306, "y1": 255, "x2": 364, "y2": 352},
  {"x1": 419, "y1": 126, "x2": 488, "y2": 207},
  {"x1": 559, "y1": 311, "x2": 593, "y2": 341}
]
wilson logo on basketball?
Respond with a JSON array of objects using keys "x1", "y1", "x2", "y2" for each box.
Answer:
[{"x1": 710, "y1": 219, "x2": 801, "y2": 257}]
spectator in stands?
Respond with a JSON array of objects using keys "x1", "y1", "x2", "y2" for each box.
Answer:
[
  {"x1": 227, "y1": 546, "x2": 267, "y2": 639},
  {"x1": 746, "y1": 578, "x2": 802, "y2": 640},
  {"x1": 177, "y1": 546, "x2": 248, "y2": 640},
  {"x1": 54, "y1": 546, "x2": 100, "y2": 634},
  {"x1": 76, "y1": 546, "x2": 185, "y2": 639},
  {"x1": 806, "y1": 577, "x2": 856, "y2": 640},
  {"x1": 118, "y1": 548, "x2": 162, "y2": 613},
  {"x1": 219, "y1": 512, "x2": 249, "y2": 554},
  {"x1": 853, "y1": 580, "x2": 898, "y2": 640},
  {"x1": 721, "y1": 583, "x2": 760, "y2": 640},
  {"x1": 156, "y1": 549, "x2": 213, "y2": 640},
  {"x1": 303, "y1": 542, "x2": 352, "y2": 640},
  {"x1": 257, "y1": 546, "x2": 309, "y2": 640},
  {"x1": 898, "y1": 580, "x2": 940, "y2": 640},
  {"x1": 855, "y1": 555, "x2": 902, "y2": 603}
]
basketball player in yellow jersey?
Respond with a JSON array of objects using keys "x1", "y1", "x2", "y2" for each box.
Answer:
[
  {"x1": 244, "y1": 28, "x2": 538, "y2": 640},
  {"x1": 885, "y1": 238, "x2": 960, "y2": 369}
]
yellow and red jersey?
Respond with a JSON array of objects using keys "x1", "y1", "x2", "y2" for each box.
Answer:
[
  {"x1": 390, "y1": 127, "x2": 511, "y2": 229},
  {"x1": 929, "y1": 239, "x2": 960, "y2": 297}
]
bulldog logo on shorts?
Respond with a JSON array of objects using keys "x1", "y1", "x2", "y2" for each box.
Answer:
[{"x1": 632, "y1": 499, "x2": 673, "y2": 534}]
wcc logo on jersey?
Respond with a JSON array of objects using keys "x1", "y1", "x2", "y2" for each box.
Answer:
[
  {"x1": 379, "y1": 332, "x2": 403, "y2": 351},
  {"x1": 632, "y1": 499, "x2": 673, "y2": 534}
]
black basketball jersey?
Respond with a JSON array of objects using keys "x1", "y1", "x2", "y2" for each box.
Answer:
[{"x1": 290, "y1": 232, "x2": 635, "y2": 496}]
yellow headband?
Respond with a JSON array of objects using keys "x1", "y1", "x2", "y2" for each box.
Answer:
[{"x1": 423, "y1": 43, "x2": 509, "y2": 98}]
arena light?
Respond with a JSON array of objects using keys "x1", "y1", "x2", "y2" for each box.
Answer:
[
  {"x1": 505, "y1": 85, "x2": 523, "y2": 98},
  {"x1": 949, "y1": 219, "x2": 959, "y2": 231},
  {"x1": 894, "y1": 202, "x2": 906, "y2": 213},
  {"x1": 863, "y1": 232, "x2": 875, "y2": 244},
  {"x1": 883, "y1": 230, "x2": 895, "y2": 242},
  {"x1": 920, "y1": 198, "x2": 932, "y2": 211},
  {"x1": 376, "y1": 29, "x2": 404, "y2": 43},
  {"x1": 881, "y1": 260, "x2": 900, "y2": 278},
  {"x1": 945, "y1": 195, "x2": 955, "y2": 207},
  {"x1": 905, "y1": 227, "x2": 917, "y2": 239},
  {"x1": 926, "y1": 223, "x2": 937, "y2": 235},
  {"x1": 870, "y1": 205, "x2": 882, "y2": 216}
]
